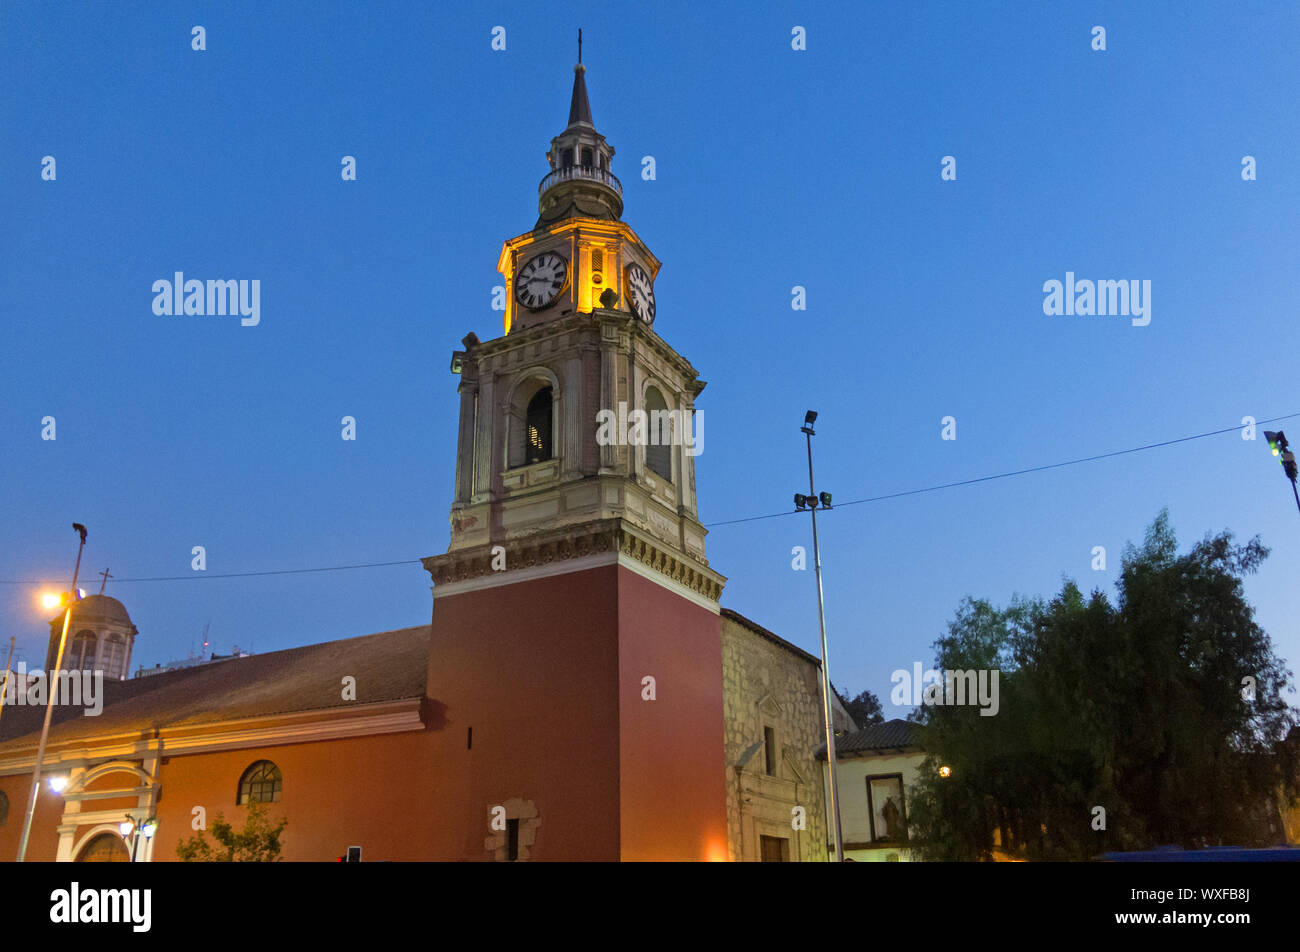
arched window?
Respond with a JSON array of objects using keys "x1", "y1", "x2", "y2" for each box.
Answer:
[
  {"x1": 71, "y1": 631, "x2": 97, "y2": 671},
  {"x1": 100, "y1": 634, "x2": 127, "y2": 679},
  {"x1": 581, "y1": 147, "x2": 594, "y2": 168},
  {"x1": 0, "y1": 789, "x2": 8, "y2": 826},
  {"x1": 237, "y1": 760, "x2": 282, "y2": 804},
  {"x1": 526, "y1": 387, "x2": 553, "y2": 464},
  {"x1": 644, "y1": 387, "x2": 672, "y2": 481}
]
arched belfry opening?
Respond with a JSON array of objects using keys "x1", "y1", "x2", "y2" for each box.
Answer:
[{"x1": 507, "y1": 374, "x2": 560, "y2": 470}]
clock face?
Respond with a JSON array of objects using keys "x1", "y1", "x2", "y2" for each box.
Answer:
[
  {"x1": 515, "y1": 252, "x2": 568, "y2": 310},
  {"x1": 626, "y1": 263, "x2": 656, "y2": 323}
]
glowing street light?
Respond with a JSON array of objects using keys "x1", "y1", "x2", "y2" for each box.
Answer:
[
  {"x1": 47, "y1": 775, "x2": 69, "y2": 793},
  {"x1": 40, "y1": 589, "x2": 84, "y2": 612},
  {"x1": 17, "y1": 522, "x2": 88, "y2": 863},
  {"x1": 119, "y1": 814, "x2": 158, "y2": 861}
]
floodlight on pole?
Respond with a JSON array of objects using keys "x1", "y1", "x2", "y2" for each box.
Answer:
[
  {"x1": 1262, "y1": 430, "x2": 1300, "y2": 516},
  {"x1": 792, "y1": 410, "x2": 845, "y2": 861}
]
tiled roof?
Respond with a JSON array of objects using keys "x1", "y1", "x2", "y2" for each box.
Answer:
[
  {"x1": 0, "y1": 625, "x2": 430, "y2": 752},
  {"x1": 815, "y1": 718, "x2": 922, "y2": 759}
]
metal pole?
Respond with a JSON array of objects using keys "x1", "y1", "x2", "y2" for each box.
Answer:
[
  {"x1": 0, "y1": 637, "x2": 14, "y2": 732},
  {"x1": 1291, "y1": 480, "x2": 1300, "y2": 517},
  {"x1": 806, "y1": 430, "x2": 844, "y2": 862},
  {"x1": 17, "y1": 529, "x2": 86, "y2": 862}
]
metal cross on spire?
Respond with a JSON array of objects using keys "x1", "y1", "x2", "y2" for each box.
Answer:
[
  {"x1": 578, "y1": 28, "x2": 582, "y2": 64},
  {"x1": 97, "y1": 567, "x2": 113, "y2": 594}
]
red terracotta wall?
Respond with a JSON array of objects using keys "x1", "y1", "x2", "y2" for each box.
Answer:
[
  {"x1": 616, "y1": 567, "x2": 728, "y2": 860},
  {"x1": 426, "y1": 564, "x2": 622, "y2": 860},
  {"x1": 152, "y1": 731, "x2": 441, "y2": 861},
  {"x1": 0, "y1": 774, "x2": 64, "y2": 861}
]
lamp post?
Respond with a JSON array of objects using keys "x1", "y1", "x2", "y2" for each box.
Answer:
[
  {"x1": 119, "y1": 814, "x2": 158, "y2": 862},
  {"x1": 17, "y1": 523, "x2": 87, "y2": 862},
  {"x1": 794, "y1": 410, "x2": 845, "y2": 862},
  {"x1": 1262, "y1": 431, "x2": 1300, "y2": 516}
]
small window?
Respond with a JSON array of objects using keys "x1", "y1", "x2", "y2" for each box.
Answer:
[
  {"x1": 526, "y1": 387, "x2": 553, "y2": 463},
  {"x1": 506, "y1": 818, "x2": 520, "y2": 861},
  {"x1": 764, "y1": 726, "x2": 777, "y2": 776},
  {"x1": 581, "y1": 147, "x2": 593, "y2": 167},
  {"x1": 237, "y1": 760, "x2": 282, "y2": 804},
  {"x1": 0, "y1": 789, "x2": 8, "y2": 827}
]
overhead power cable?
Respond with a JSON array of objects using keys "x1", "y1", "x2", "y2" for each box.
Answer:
[
  {"x1": 704, "y1": 411, "x2": 1300, "y2": 527},
  {"x1": 2, "y1": 411, "x2": 1295, "y2": 583}
]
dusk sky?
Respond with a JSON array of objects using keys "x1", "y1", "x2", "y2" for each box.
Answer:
[{"x1": 3, "y1": 2, "x2": 1297, "y2": 715}]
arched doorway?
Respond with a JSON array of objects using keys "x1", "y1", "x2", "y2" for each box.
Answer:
[{"x1": 75, "y1": 832, "x2": 130, "y2": 862}]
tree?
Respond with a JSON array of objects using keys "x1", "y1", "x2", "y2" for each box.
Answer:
[
  {"x1": 175, "y1": 800, "x2": 287, "y2": 862},
  {"x1": 834, "y1": 685, "x2": 884, "y2": 728},
  {"x1": 906, "y1": 510, "x2": 1299, "y2": 860}
]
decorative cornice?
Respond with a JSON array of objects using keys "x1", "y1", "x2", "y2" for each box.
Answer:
[
  {"x1": 617, "y1": 526, "x2": 724, "y2": 602},
  {"x1": 465, "y1": 307, "x2": 699, "y2": 387},
  {"x1": 423, "y1": 517, "x2": 724, "y2": 603}
]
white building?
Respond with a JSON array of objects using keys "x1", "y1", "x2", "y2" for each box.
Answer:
[{"x1": 820, "y1": 719, "x2": 926, "y2": 861}]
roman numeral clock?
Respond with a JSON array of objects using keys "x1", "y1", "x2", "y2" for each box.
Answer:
[
  {"x1": 515, "y1": 251, "x2": 569, "y2": 310},
  {"x1": 625, "y1": 262, "x2": 655, "y2": 324}
]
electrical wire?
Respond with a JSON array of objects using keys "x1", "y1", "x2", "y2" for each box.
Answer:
[
  {"x1": 2, "y1": 412, "x2": 1295, "y2": 583},
  {"x1": 705, "y1": 411, "x2": 1300, "y2": 527}
]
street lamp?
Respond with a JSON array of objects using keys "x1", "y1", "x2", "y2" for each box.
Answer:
[
  {"x1": 117, "y1": 814, "x2": 158, "y2": 861},
  {"x1": 793, "y1": 410, "x2": 845, "y2": 862},
  {"x1": 1262, "y1": 431, "x2": 1300, "y2": 516},
  {"x1": 17, "y1": 522, "x2": 88, "y2": 862}
]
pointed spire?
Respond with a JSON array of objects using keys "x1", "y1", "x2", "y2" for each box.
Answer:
[
  {"x1": 568, "y1": 62, "x2": 593, "y2": 128},
  {"x1": 537, "y1": 45, "x2": 622, "y2": 226}
]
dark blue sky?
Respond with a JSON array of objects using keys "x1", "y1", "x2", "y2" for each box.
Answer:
[{"x1": 3, "y1": 2, "x2": 1297, "y2": 714}]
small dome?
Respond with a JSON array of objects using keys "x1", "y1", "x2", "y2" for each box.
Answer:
[{"x1": 68, "y1": 594, "x2": 133, "y2": 625}]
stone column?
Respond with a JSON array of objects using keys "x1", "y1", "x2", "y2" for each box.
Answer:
[
  {"x1": 599, "y1": 323, "x2": 618, "y2": 472},
  {"x1": 472, "y1": 374, "x2": 495, "y2": 501},
  {"x1": 562, "y1": 356, "x2": 582, "y2": 480},
  {"x1": 453, "y1": 365, "x2": 479, "y2": 505}
]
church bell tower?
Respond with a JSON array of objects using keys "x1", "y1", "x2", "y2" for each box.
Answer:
[{"x1": 422, "y1": 49, "x2": 729, "y2": 862}]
